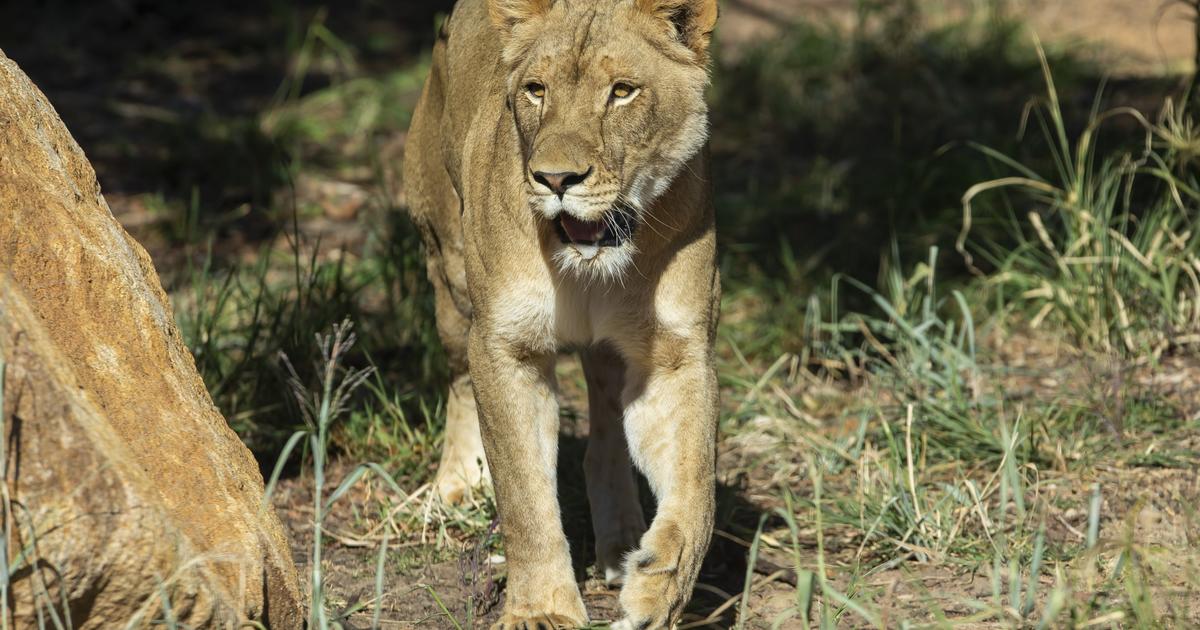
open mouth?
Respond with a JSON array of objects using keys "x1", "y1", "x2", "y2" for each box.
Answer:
[{"x1": 555, "y1": 209, "x2": 634, "y2": 248}]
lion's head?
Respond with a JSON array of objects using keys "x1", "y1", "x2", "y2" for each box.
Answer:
[{"x1": 488, "y1": 0, "x2": 717, "y2": 281}]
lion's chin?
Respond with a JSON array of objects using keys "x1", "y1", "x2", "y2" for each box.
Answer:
[{"x1": 550, "y1": 239, "x2": 638, "y2": 284}]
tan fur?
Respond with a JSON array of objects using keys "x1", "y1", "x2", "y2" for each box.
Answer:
[
  {"x1": 488, "y1": 0, "x2": 553, "y2": 30},
  {"x1": 403, "y1": 0, "x2": 720, "y2": 627}
]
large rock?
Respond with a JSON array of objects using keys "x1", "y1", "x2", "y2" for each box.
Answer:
[{"x1": 0, "y1": 50, "x2": 303, "y2": 628}]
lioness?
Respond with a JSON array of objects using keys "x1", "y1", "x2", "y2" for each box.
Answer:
[{"x1": 403, "y1": 0, "x2": 719, "y2": 626}]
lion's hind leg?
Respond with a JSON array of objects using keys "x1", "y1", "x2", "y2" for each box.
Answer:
[
  {"x1": 435, "y1": 372, "x2": 490, "y2": 504},
  {"x1": 406, "y1": 79, "x2": 489, "y2": 504},
  {"x1": 581, "y1": 343, "x2": 647, "y2": 585}
]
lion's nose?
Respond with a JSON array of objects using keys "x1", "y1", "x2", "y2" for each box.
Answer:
[{"x1": 533, "y1": 167, "x2": 592, "y2": 197}]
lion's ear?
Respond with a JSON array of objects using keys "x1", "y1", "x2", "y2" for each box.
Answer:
[
  {"x1": 635, "y1": 0, "x2": 719, "y2": 60},
  {"x1": 488, "y1": 0, "x2": 553, "y2": 32}
]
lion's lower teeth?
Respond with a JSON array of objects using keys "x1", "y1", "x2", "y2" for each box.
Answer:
[{"x1": 575, "y1": 243, "x2": 600, "y2": 259}]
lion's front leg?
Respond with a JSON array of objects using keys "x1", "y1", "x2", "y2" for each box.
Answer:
[
  {"x1": 613, "y1": 351, "x2": 718, "y2": 629},
  {"x1": 468, "y1": 329, "x2": 588, "y2": 630}
]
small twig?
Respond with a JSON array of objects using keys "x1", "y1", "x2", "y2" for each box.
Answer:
[{"x1": 1054, "y1": 512, "x2": 1087, "y2": 541}]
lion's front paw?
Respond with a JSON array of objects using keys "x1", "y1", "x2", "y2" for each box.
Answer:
[
  {"x1": 616, "y1": 522, "x2": 698, "y2": 629},
  {"x1": 490, "y1": 612, "x2": 586, "y2": 630},
  {"x1": 494, "y1": 577, "x2": 589, "y2": 630}
]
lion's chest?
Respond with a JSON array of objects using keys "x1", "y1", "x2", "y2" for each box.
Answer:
[
  {"x1": 488, "y1": 274, "x2": 636, "y2": 353},
  {"x1": 553, "y1": 283, "x2": 631, "y2": 348}
]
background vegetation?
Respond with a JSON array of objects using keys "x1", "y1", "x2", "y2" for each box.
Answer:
[{"x1": 2, "y1": 0, "x2": 1198, "y2": 627}]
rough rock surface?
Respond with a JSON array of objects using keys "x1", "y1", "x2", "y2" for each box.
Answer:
[{"x1": 0, "y1": 49, "x2": 303, "y2": 628}]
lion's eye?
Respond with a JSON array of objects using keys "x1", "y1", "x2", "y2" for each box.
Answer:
[
  {"x1": 611, "y1": 82, "x2": 637, "y2": 101},
  {"x1": 525, "y1": 82, "x2": 546, "y2": 100}
]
